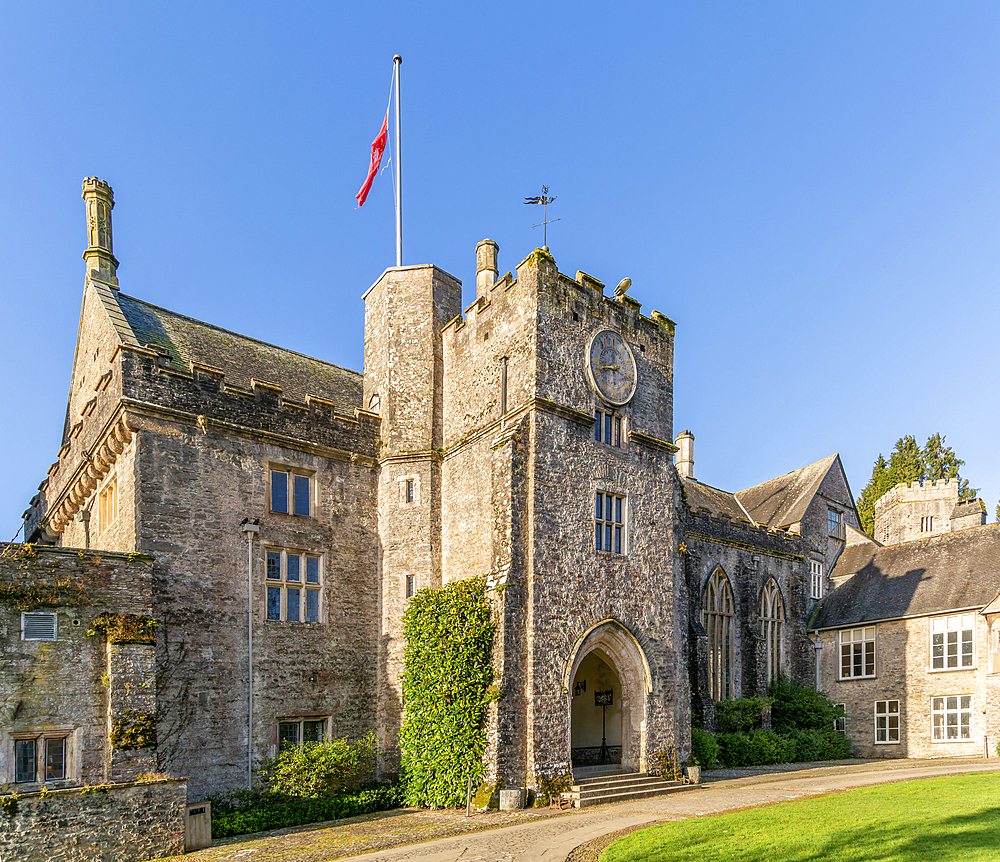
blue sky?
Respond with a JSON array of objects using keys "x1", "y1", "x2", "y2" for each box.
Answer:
[{"x1": 2, "y1": 2, "x2": 999, "y2": 537}]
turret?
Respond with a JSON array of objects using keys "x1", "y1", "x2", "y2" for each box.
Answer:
[{"x1": 82, "y1": 177, "x2": 119, "y2": 286}]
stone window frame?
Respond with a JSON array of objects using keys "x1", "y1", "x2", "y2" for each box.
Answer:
[
  {"x1": 277, "y1": 716, "x2": 329, "y2": 750},
  {"x1": 594, "y1": 409, "x2": 626, "y2": 450},
  {"x1": 809, "y1": 559, "x2": 824, "y2": 600},
  {"x1": 760, "y1": 579, "x2": 785, "y2": 685},
  {"x1": 931, "y1": 694, "x2": 973, "y2": 742},
  {"x1": 399, "y1": 474, "x2": 421, "y2": 507},
  {"x1": 930, "y1": 613, "x2": 975, "y2": 672},
  {"x1": 704, "y1": 567, "x2": 735, "y2": 701},
  {"x1": 874, "y1": 699, "x2": 900, "y2": 744},
  {"x1": 839, "y1": 626, "x2": 876, "y2": 680},
  {"x1": 98, "y1": 472, "x2": 118, "y2": 533},
  {"x1": 406, "y1": 575, "x2": 416, "y2": 600},
  {"x1": 595, "y1": 489, "x2": 627, "y2": 555},
  {"x1": 920, "y1": 515, "x2": 934, "y2": 533},
  {"x1": 269, "y1": 464, "x2": 316, "y2": 518},
  {"x1": 6, "y1": 727, "x2": 77, "y2": 786},
  {"x1": 265, "y1": 547, "x2": 323, "y2": 624}
]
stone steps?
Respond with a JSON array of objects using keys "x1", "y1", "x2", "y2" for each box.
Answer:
[{"x1": 564, "y1": 771, "x2": 698, "y2": 808}]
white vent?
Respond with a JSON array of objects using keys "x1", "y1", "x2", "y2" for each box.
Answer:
[{"x1": 22, "y1": 612, "x2": 57, "y2": 641}]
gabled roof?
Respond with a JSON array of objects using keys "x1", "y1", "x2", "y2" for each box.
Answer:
[
  {"x1": 812, "y1": 524, "x2": 1000, "y2": 629},
  {"x1": 683, "y1": 478, "x2": 753, "y2": 523},
  {"x1": 736, "y1": 454, "x2": 840, "y2": 530},
  {"x1": 92, "y1": 283, "x2": 362, "y2": 411}
]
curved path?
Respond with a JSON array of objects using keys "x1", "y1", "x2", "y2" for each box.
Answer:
[{"x1": 187, "y1": 758, "x2": 1000, "y2": 862}]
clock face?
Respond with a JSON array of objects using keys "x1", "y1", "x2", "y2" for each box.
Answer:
[{"x1": 587, "y1": 329, "x2": 637, "y2": 406}]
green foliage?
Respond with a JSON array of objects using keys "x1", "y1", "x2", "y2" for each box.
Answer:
[
  {"x1": 690, "y1": 727, "x2": 719, "y2": 769},
  {"x1": 399, "y1": 576, "x2": 496, "y2": 808},
  {"x1": 80, "y1": 784, "x2": 111, "y2": 794},
  {"x1": 209, "y1": 783, "x2": 404, "y2": 839},
  {"x1": 87, "y1": 612, "x2": 157, "y2": 644},
  {"x1": 769, "y1": 675, "x2": 841, "y2": 733},
  {"x1": 716, "y1": 729, "x2": 796, "y2": 768},
  {"x1": 534, "y1": 769, "x2": 572, "y2": 805},
  {"x1": 110, "y1": 709, "x2": 157, "y2": 750},
  {"x1": 857, "y1": 434, "x2": 977, "y2": 534},
  {"x1": 0, "y1": 543, "x2": 89, "y2": 610},
  {"x1": 1, "y1": 793, "x2": 17, "y2": 817},
  {"x1": 260, "y1": 734, "x2": 377, "y2": 799},
  {"x1": 714, "y1": 696, "x2": 771, "y2": 733},
  {"x1": 784, "y1": 728, "x2": 851, "y2": 762}
]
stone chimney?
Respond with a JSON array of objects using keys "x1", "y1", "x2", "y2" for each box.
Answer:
[
  {"x1": 82, "y1": 177, "x2": 119, "y2": 287},
  {"x1": 476, "y1": 239, "x2": 498, "y2": 300},
  {"x1": 675, "y1": 430, "x2": 695, "y2": 480}
]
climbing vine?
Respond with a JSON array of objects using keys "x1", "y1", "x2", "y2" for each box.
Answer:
[
  {"x1": 399, "y1": 576, "x2": 497, "y2": 808},
  {"x1": 110, "y1": 710, "x2": 157, "y2": 750},
  {"x1": 87, "y1": 613, "x2": 157, "y2": 644}
]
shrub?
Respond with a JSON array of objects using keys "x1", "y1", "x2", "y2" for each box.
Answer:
[
  {"x1": 716, "y1": 730, "x2": 795, "y2": 768},
  {"x1": 535, "y1": 769, "x2": 572, "y2": 805},
  {"x1": 786, "y1": 728, "x2": 851, "y2": 762},
  {"x1": 690, "y1": 727, "x2": 719, "y2": 769},
  {"x1": 399, "y1": 577, "x2": 496, "y2": 808},
  {"x1": 209, "y1": 782, "x2": 404, "y2": 839},
  {"x1": 260, "y1": 733, "x2": 377, "y2": 799},
  {"x1": 769, "y1": 675, "x2": 841, "y2": 733},
  {"x1": 714, "y1": 696, "x2": 771, "y2": 734}
]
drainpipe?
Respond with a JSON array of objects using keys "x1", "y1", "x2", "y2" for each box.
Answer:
[{"x1": 240, "y1": 518, "x2": 260, "y2": 789}]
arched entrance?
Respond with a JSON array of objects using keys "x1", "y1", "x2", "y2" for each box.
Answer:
[
  {"x1": 564, "y1": 619, "x2": 652, "y2": 773},
  {"x1": 570, "y1": 650, "x2": 622, "y2": 766}
]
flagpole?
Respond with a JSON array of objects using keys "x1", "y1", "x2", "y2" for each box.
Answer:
[{"x1": 393, "y1": 54, "x2": 402, "y2": 267}]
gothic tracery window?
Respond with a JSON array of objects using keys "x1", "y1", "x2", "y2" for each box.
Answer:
[
  {"x1": 760, "y1": 579, "x2": 785, "y2": 685},
  {"x1": 704, "y1": 568, "x2": 735, "y2": 700}
]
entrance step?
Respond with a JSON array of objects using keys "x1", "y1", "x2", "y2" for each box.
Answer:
[{"x1": 564, "y1": 771, "x2": 698, "y2": 808}]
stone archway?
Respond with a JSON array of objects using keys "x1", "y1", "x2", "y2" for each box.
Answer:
[{"x1": 564, "y1": 619, "x2": 652, "y2": 773}]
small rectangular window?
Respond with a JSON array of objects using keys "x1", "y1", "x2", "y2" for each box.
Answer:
[
  {"x1": 99, "y1": 477, "x2": 118, "y2": 532},
  {"x1": 406, "y1": 575, "x2": 416, "y2": 598},
  {"x1": 287, "y1": 554, "x2": 301, "y2": 582},
  {"x1": 22, "y1": 612, "x2": 57, "y2": 642},
  {"x1": 266, "y1": 551, "x2": 282, "y2": 579},
  {"x1": 596, "y1": 491, "x2": 626, "y2": 554},
  {"x1": 267, "y1": 586, "x2": 281, "y2": 620},
  {"x1": 306, "y1": 589, "x2": 320, "y2": 622},
  {"x1": 828, "y1": 509, "x2": 844, "y2": 539},
  {"x1": 287, "y1": 588, "x2": 301, "y2": 622},
  {"x1": 406, "y1": 479, "x2": 414, "y2": 503},
  {"x1": 921, "y1": 516, "x2": 934, "y2": 532},
  {"x1": 875, "y1": 700, "x2": 900, "y2": 743},
  {"x1": 271, "y1": 470, "x2": 288, "y2": 513},
  {"x1": 279, "y1": 718, "x2": 327, "y2": 749},
  {"x1": 15, "y1": 739, "x2": 36, "y2": 783},
  {"x1": 306, "y1": 556, "x2": 320, "y2": 584},
  {"x1": 45, "y1": 737, "x2": 66, "y2": 781},
  {"x1": 594, "y1": 410, "x2": 624, "y2": 448},
  {"x1": 303, "y1": 720, "x2": 324, "y2": 743},
  {"x1": 293, "y1": 475, "x2": 311, "y2": 516},
  {"x1": 809, "y1": 560, "x2": 824, "y2": 600},
  {"x1": 278, "y1": 721, "x2": 299, "y2": 749}
]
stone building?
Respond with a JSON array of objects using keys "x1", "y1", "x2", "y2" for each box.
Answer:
[
  {"x1": 874, "y1": 478, "x2": 985, "y2": 545},
  {"x1": 12, "y1": 178, "x2": 861, "y2": 799}
]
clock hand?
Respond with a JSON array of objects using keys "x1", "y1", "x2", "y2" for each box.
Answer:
[{"x1": 600, "y1": 365, "x2": 620, "y2": 371}]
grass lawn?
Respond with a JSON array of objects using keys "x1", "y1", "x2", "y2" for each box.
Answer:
[{"x1": 602, "y1": 772, "x2": 1000, "y2": 862}]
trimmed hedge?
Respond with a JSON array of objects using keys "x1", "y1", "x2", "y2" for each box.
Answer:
[
  {"x1": 399, "y1": 576, "x2": 496, "y2": 808},
  {"x1": 690, "y1": 727, "x2": 719, "y2": 770},
  {"x1": 209, "y1": 783, "x2": 404, "y2": 839}
]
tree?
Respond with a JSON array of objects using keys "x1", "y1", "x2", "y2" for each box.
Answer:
[{"x1": 857, "y1": 434, "x2": 977, "y2": 535}]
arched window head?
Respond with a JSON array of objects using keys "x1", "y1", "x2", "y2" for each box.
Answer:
[
  {"x1": 760, "y1": 580, "x2": 785, "y2": 686},
  {"x1": 703, "y1": 568, "x2": 735, "y2": 701}
]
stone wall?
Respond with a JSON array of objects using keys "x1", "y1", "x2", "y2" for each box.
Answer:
[
  {"x1": 0, "y1": 778, "x2": 186, "y2": 862},
  {"x1": 0, "y1": 545, "x2": 154, "y2": 789},
  {"x1": 874, "y1": 479, "x2": 985, "y2": 545}
]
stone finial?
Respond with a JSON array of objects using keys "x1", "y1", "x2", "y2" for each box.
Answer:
[
  {"x1": 82, "y1": 177, "x2": 119, "y2": 287},
  {"x1": 675, "y1": 429, "x2": 695, "y2": 480},
  {"x1": 476, "y1": 239, "x2": 499, "y2": 300}
]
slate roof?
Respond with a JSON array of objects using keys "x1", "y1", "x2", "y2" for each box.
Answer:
[
  {"x1": 93, "y1": 284, "x2": 362, "y2": 411},
  {"x1": 812, "y1": 524, "x2": 1000, "y2": 630},
  {"x1": 736, "y1": 454, "x2": 839, "y2": 529},
  {"x1": 683, "y1": 479, "x2": 753, "y2": 523}
]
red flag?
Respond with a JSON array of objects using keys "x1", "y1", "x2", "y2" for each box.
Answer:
[{"x1": 356, "y1": 110, "x2": 388, "y2": 207}]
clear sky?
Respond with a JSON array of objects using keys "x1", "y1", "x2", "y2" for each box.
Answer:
[{"x1": 2, "y1": 2, "x2": 999, "y2": 538}]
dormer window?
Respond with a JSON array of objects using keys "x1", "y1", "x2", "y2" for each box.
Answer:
[{"x1": 827, "y1": 509, "x2": 844, "y2": 539}]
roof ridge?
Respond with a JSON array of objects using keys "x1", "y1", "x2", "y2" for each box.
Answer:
[
  {"x1": 116, "y1": 291, "x2": 362, "y2": 378},
  {"x1": 736, "y1": 453, "x2": 838, "y2": 496}
]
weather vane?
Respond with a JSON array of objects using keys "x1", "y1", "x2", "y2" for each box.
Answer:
[{"x1": 524, "y1": 185, "x2": 560, "y2": 248}]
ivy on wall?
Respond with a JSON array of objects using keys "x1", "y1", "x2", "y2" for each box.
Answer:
[
  {"x1": 110, "y1": 709, "x2": 157, "y2": 750},
  {"x1": 88, "y1": 613, "x2": 157, "y2": 644},
  {"x1": 399, "y1": 576, "x2": 497, "y2": 808}
]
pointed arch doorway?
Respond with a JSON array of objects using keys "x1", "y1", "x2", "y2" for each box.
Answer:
[{"x1": 565, "y1": 619, "x2": 653, "y2": 773}]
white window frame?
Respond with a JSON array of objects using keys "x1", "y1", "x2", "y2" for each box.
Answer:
[
  {"x1": 594, "y1": 409, "x2": 625, "y2": 449},
  {"x1": 809, "y1": 559, "x2": 824, "y2": 600},
  {"x1": 874, "y1": 700, "x2": 900, "y2": 744},
  {"x1": 930, "y1": 614, "x2": 975, "y2": 671},
  {"x1": 595, "y1": 490, "x2": 627, "y2": 554},
  {"x1": 98, "y1": 474, "x2": 118, "y2": 532},
  {"x1": 265, "y1": 548, "x2": 323, "y2": 623},
  {"x1": 839, "y1": 626, "x2": 876, "y2": 679},
  {"x1": 21, "y1": 611, "x2": 57, "y2": 642},
  {"x1": 931, "y1": 695, "x2": 973, "y2": 742},
  {"x1": 269, "y1": 466, "x2": 314, "y2": 517}
]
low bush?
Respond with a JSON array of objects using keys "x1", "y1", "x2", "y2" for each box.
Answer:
[
  {"x1": 260, "y1": 733, "x2": 377, "y2": 799},
  {"x1": 714, "y1": 696, "x2": 771, "y2": 734},
  {"x1": 209, "y1": 782, "x2": 404, "y2": 839},
  {"x1": 769, "y1": 675, "x2": 841, "y2": 733},
  {"x1": 690, "y1": 727, "x2": 719, "y2": 769},
  {"x1": 716, "y1": 730, "x2": 795, "y2": 768},
  {"x1": 785, "y1": 728, "x2": 851, "y2": 762}
]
